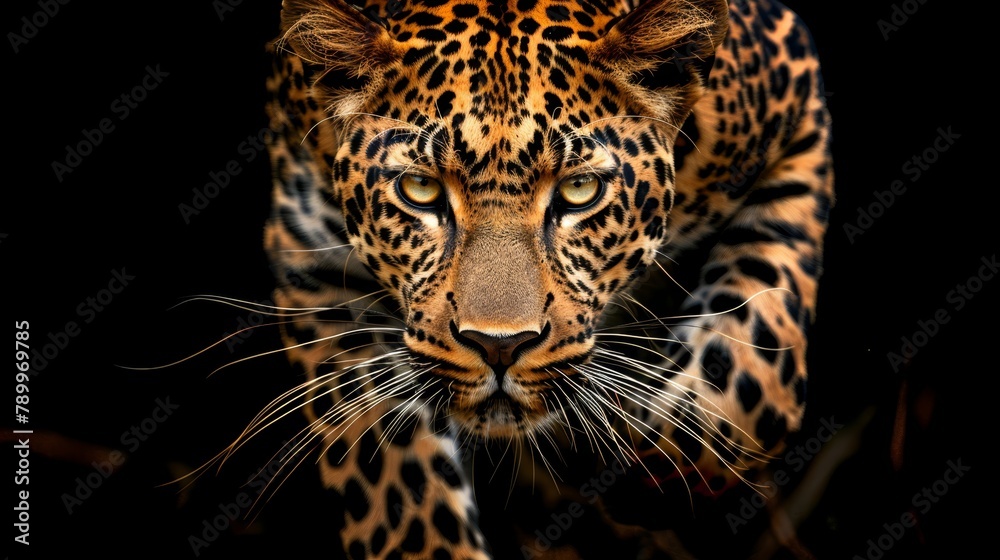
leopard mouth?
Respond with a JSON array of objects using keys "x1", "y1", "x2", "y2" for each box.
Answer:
[
  {"x1": 475, "y1": 391, "x2": 524, "y2": 424},
  {"x1": 409, "y1": 342, "x2": 593, "y2": 436},
  {"x1": 431, "y1": 379, "x2": 553, "y2": 437}
]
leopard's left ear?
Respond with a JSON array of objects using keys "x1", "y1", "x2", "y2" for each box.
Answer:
[
  {"x1": 279, "y1": 0, "x2": 401, "y2": 86},
  {"x1": 590, "y1": 0, "x2": 729, "y2": 120}
]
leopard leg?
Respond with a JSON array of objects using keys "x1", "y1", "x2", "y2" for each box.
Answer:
[
  {"x1": 263, "y1": 46, "x2": 491, "y2": 560},
  {"x1": 599, "y1": 29, "x2": 833, "y2": 533}
]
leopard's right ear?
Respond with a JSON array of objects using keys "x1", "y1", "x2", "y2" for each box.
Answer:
[{"x1": 279, "y1": 0, "x2": 400, "y2": 80}]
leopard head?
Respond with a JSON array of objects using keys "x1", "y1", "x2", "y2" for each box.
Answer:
[{"x1": 280, "y1": 0, "x2": 728, "y2": 438}]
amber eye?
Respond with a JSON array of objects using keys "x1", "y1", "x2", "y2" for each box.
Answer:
[
  {"x1": 557, "y1": 174, "x2": 602, "y2": 208},
  {"x1": 397, "y1": 174, "x2": 443, "y2": 207}
]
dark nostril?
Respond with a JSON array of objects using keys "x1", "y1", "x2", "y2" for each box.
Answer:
[
  {"x1": 450, "y1": 322, "x2": 550, "y2": 369},
  {"x1": 462, "y1": 330, "x2": 537, "y2": 366}
]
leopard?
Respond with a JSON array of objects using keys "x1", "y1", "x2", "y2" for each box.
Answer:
[{"x1": 253, "y1": 0, "x2": 833, "y2": 557}]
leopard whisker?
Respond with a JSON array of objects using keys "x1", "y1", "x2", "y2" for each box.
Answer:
[
  {"x1": 208, "y1": 326, "x2": 405, "y2": 376},
  {"x1": 319, "y1": 371, "x2": 424, "y2": 461},
  {"x1": 583, "y1": 367, "x2": 763, "y2": 481},
  {"x1": 648, "y1": 254, "x2": 695, "y2": 300},
  {"x1": 225, "y1": 361, "x2": 413, "y2": 466},
  {"x1": 598, "y1": 287, "x2": 793, "y2": 331},
  {"x1": 571, "y1": 370, "x2": 689, "y2": 493},
  {"x1": 589, "y1": 351, "x2": 769, "y2": 460},
  {"x1": 562, "y1": 375, "x2": 637, "y2": 466},
  {"x1": 563, "y1": 374, "x2": 658, "y2": 482},
  {"x1": 374, "y1": 381, "x2": 437, "y2": 454},
  {"x1": 280, "y1": 242, "x2": 354, "y2": 253}
]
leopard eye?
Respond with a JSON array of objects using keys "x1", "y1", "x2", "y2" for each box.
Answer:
[
  {"x1": 397, "y1": 174, "x2": 443, "y2": 208},
  {"x1": 556, "y1": 174, "x2": 602, "y2": 209}
]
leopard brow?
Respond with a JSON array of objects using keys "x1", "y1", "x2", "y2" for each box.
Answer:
[
  {"x1": 550, "y1": 127, "x2": 618, "y2": 173},
  {"x1": 365, "y1": 122, "x2": 452, "y2": 165}
]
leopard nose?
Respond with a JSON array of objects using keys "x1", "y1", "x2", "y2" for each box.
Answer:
[{"x1": 450, "y1": 323, "x2": 550, "y2": 381}]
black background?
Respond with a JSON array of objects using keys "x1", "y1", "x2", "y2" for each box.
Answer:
[{"x1": 4, "y1": 0, "x2": 989, "y2": 558}]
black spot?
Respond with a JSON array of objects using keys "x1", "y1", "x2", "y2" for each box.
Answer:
[
  {"x1": 406, "y1": 12, "x2": 444, "y2": 26},
  {"x1": 358, "y1": 431, "x2": 384, "y2": 485},
  {"x1": 783, "y1": 131, "x2": 820, "y2": 158},
  {"x1": 626, "y1": 248, "x2": 644, "y2": 270},
  {"x1": 573, "y1": 10, "x2": 594, "y2": 26},
  {"x1": 718, "y1": 226, "x2": 777, "y2": 246},
  {"x1": 402, "y1": 519, "x2": 426, "y2": 552},
  {"x1": 371, "y1": 526, "x2": 387, "y2": 555},
  {"x1": 349, "y1": 129, "x2": 365, "y2": 156},
  {"x1": 780, "y1": 351, "x2": 796, "y2": 384},
  {"x1": 711, "y1": 423, "x2": 737, "y2": 465},
  {"x1": 427, "y1": 60, "x2": 451, "y2": 90},
  {"x1": 432, "y1": 454, "x2": 463, "y2": 488},
  {"x1": 432, "y1": 503, "x2": 461, "y2": 544},
  {"x1": 755, "y1": 407, "x2": 787, "y2": 450},
  {"x1": 793, "y1": 377, "x2": 807, "y2": 405},
  {"x1": 701, "y1": 341, "x2": 733, "y2": 393},
  {"x1": 433, "y1": 547, "x2": 453, "y2": 560},
  {"x1": 673, "y1": 424, "x2": 703, "y2": 464},
  {"x1": 348, "y1": 540, "x2": 366, "y2": 560},
  {"x1": 344, "y1": 478, "x2": 369, "y2": 521},
  {"x1": 542, "y1": 26, "x2": 574, "y2": 41},
  {"x1": 401, "y1": 461, "x2": 427, "y2": 504},
  {"x1": 752, "y1": 319, "x2": 779, "y2": 363},
  {"x1": 416, "y1": 28, "x2": 447, "y2": 42},
  {"x1": 814, "y1": 193, "x2": 832, "y2": 223},
  {"x1": 800, "y1": 254, "x2": 820, "y2": 276},
  {"x1": 549, "y1": 67, "x2": 569, "y2": 90},
  {"x1": 470, "y1": 30, "x2": 491, "y2": 46},
  {"x1": 327, "y1": 439, "x2": 348, "y2": 467},
  {"x1": 709, "y1": 293, "x2": 748, "y2": 322},
  {"x1": 385, "y1": 410, "x2": 418, "y2": 446},
  {"x1": 518, "y1": 17, "x2": 540, "y2": 34},
  {"x1": 443, "y1": 20, "x2": 468, "y2": 34},
  {"x1": 743, "y1": 182, "x2": 810, "y2": 206},
  {"x1": 735, "y1": 373, "x2": 762, "y2": 413},
  {"x1": 736, "y1": 257, "x2": 779, "y2": 285},
  {"x1": 386, "y1": 485, "x2": 404, "y2": 528},
  {"x1": 452, "y1": 3, "x2": 479, "y2": 18},
  {"x1": 546, "y1": 5, "x2": 570, "y2": 21},
  {"x1": 543, "y1": 92, "x2": 561, "y2": 118},
  {"x1": 403, "y1": 45, "x2": 436, "y2": 66}
]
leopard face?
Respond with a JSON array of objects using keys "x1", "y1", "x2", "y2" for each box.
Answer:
[
  {"x1": 283, "y1": 0, "x2": 728, "y2": 438},
  {"x1": 263, "y1": 0, "x2": 834, "y2": 554}
]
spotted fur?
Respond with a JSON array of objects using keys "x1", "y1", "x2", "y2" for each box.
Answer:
[{"x1": 260, "y1": 0, "x2": 832, "y2": 556}]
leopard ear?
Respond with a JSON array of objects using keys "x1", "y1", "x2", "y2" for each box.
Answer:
[
  {"x1": 591, "y1": 0, "x2": 729, "y2": 119},
  {"x1": 279, "y1": 0, "x2": 399, "y2": 80}
]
